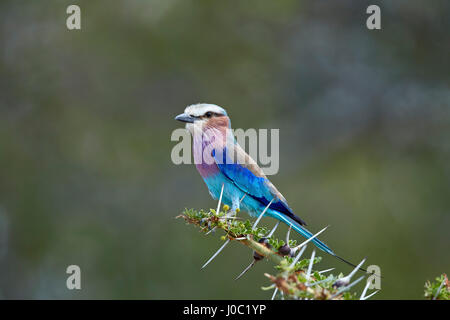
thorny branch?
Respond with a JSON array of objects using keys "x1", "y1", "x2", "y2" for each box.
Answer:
[
  {"x1": 177, "y1": 207, "x2": 377, "y2": 300},
  {"x1": 178, "y1": 205, "x2": 449, "y2": 300}
]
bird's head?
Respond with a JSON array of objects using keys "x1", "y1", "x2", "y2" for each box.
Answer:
[{"x1": 175, "y1": 103, "x2": 230, "y2": 135}]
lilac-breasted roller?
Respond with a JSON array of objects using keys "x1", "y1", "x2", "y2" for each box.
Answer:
[{"x1": 175, "y1": 103, "x2": 359, "y2": 267}]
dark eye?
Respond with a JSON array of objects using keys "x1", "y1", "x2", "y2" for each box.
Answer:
[{"x1": 205, "y1": 112, "x2": 213, "y2": 118}]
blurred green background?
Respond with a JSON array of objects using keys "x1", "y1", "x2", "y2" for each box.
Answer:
[{"x1": 0, "y1": 0, "x2": 449, "y2": 299}]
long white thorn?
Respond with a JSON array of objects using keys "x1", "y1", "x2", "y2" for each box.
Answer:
[
  {"x1": 252, "y1": 199, "x2": 274, "y2": 230},
  {"x1": 307, "y1": 275, "x2": 333, "y2": 287},
  {"x1": 219, "y1": 216, "x2": 240, "y2": 222},
  {"x1": 361, "y1": 290, "x2": 379, "y2": 300},
  {"x1": 360, "y1": 280, "x2": 371, "y2": 300},
  {"x1": 215, "y1": 184, "x2": 224, "y2": 215},
  {"x1": 267, "y1": 221, "x2": 280, "y2": 238},
  {"x1": 289, "y1": 245, "x2": 307, "y2": 269},
  {"x1": 205, "y1": 184, "x2": 225, "y2": 235},
  {"x1": 286, "y1": 225, "x2": 292, "y2": 244},
  {"x1": 334, "y1": 258, "x2": 366, "y2": 287},
  {"x1": 271, "y1": 288, "x2": 278, "y2": 300},
  {"x1": 433, "y1": 278, "x2": 446, "y2": 300},
  {"x1": 239, "y1": 193, "x2": 247, "y2": 203},
  {"x1": 292, "y1": 226, "x2": 329, "y2": 253},
  {"x1": 235, "y1": 261, "x2": 255, "y2": 281},
  {"x1": 201, "y1": 239, "x2": 230, "y2": 269},
  {"x1": 318, "y1": 268, "x2": 335, "y2": 274},
  {"x1": 205, "y1": 226, "x2": 216, "y2": 235},
  {"x1": 346, "y1": 258, "x2": 367, "y2": 280},
  {"x1": 305, "y1": 249, "x2": 316, "y2": 283}
]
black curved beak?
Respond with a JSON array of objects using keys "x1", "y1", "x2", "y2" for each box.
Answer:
[{"x1": 175, "y1": 113, "x2": 195, "y2": 123}]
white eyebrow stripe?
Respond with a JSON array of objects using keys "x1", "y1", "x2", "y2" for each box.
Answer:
[{"x1": 184, "y1": 103, "x2": 227, "y2": 117}]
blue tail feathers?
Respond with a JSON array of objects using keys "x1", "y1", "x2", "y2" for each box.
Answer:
[
  {"x1": 269, "y1": 210, "x2": 335, "y2": 256},
  {"x1": 268, "y1": 210, "x2": 372, "y2": 274}
]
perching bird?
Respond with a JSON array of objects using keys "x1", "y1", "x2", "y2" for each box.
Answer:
[{"x1": 175, "y1": 103, "x2": 363, "y2": 269}]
